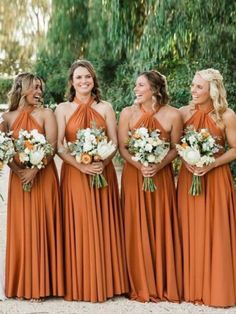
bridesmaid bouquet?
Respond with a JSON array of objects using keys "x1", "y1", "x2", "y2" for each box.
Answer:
[
  {"x1": 68, "y1": 126, "x2": 116, "y2": 188},
  {"x1": 14, "y1": 129, "x2": 54, "y2": 192},
  {"x1": 0, "y1": 131, "x2": 16, "y2": 169},
  {"x1": 176, "y1": 125, "x2": 221, "y2": 196},
  {"x1": 127, "y1": 127, "x2": 170, "y2": 192}
]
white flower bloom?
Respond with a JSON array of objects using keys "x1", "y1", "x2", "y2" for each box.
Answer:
[
  {"x1": 83, "y1": 142, "x2": 93, "y2": 152},
  {"x1": 137, "y1": 127, "x2": 148, "y2": 137},
  {"x1": 29, "y1": 149, "x2": 45, "y2": 165},
  {"x1": 0, "y1": 134, "x2": 5, "y2": 144},
  {"x1": 183, "y1": 148, "x2": 201, "y2": 165},
  {"x1": 188, "y1": 135, "x2": 197, "y2": 146},
  {"x1": 147, "y1": 154, "x2": 155, "y2": 163},
  {"x1": 144, "y1": 143, "x2": 153, "y2": 152}
]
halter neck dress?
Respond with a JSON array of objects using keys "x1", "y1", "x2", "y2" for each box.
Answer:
[
  {"x1": 61, "y1": 98, "x2": 128, "y2": 302},
  {"x1": 121, "y1": 105, "x2": 182, "y2": 302},
  {"x1": 5, "y1": 108, "x2": 64, "y2": 299},
  {"x1": 177, "y1": 104, "x2": 236, "y2": 307}
]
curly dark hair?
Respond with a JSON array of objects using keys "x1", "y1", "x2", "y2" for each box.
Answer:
[
  {"x1": 139, "y1": 70, "x2": 169, "y2": 106},
  {"x1": 67, "y1": 60, "x2": 101, "y2": 103},
  {"x1": 8, "y1": 72, "x2": 44, "y2": 111}
]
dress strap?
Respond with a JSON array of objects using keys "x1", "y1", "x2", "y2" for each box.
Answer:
[
  {"x1": 195, "y1": 104, "x2": 214, "y2": 114},
  {"x1": 141, "y1": 104, "x2": 162, "y2": 115},
  {"x1": 73, "y1": 96, "x2": 95, "y2": 107}
]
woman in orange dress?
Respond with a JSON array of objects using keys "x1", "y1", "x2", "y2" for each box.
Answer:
[
  {"x1": 2, "y1": 72, "x2": 64, "y2": 301},
  {"x1": 55, "y1": 60, "x2": 128, "y2": 302},
  {"x1": 177, "y1": 68, "x2": 236, "y2": 307},
  {"x1": 118, "y1": 70, "x2": 183, "y2": 302}
]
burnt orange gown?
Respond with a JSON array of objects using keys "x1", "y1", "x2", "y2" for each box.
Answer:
[
  {"x1": 5, "y1": 109, "x2": 64, "y2": 299},
  {"x1": 177, "y1": 104, "x2": 236, "y2": 307},
  {"x1": 121, "y1": 107, "x2": 182, "y2": 302},
  {"x1": 61, "y1": 98, "x2": 128, "y2": 302}
]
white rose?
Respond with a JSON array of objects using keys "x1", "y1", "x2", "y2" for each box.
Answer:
[
  {"x1": 137, "y1": 127, "x2": 148, "y2": 137},
  {"x1": 183, "y1": 148, "x2": 201, "y2": 165},
  {"x1": 29, "y1": 149, "x2": 44, "y2": 165},
  {"x1": 83, "y1": 142, "x2": 93, "y2": 152},
  {"x1": 144, "y1": 143, "x2": 153, "y2": 152},
  {"x1": 147, "y1": 154, "x2": 156, "y2": 163}
]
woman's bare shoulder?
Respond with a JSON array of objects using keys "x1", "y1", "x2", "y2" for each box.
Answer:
[{"x1": 55, "y1": 101, "x2": 71, "y2": 113}]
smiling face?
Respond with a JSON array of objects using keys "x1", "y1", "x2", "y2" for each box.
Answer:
[
  {"x1": 191, "y1": 73, "x2": 211, "y2": 106},
  {"x1": 25, "y1": 79, "x2": 43, "y2": 106},
  {"x1": 134, "y1": 75, "x2": 153, "y2": 105},
  {"x1": 72, "y1": 66, "x2": 94, "y2": 96}
]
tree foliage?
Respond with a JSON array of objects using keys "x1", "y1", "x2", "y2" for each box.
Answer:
[{"x1": 0, "y1": 0, "x2": 50, "y2": 75}]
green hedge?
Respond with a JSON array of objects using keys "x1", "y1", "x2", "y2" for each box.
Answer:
[{"x1": 0, "y1": 77, "x2": 13, "y2": 103}]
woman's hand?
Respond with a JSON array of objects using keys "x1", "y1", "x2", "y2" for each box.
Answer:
[
  {"x1": 18, "y1": 168, "x2": 39, "y2": 184},
  {"x1": 183, "y1": 161, "x2": 196, "y2": 174},
  {"x1": 140, "y1": 163, "x2": 161, "y2": 177},
  {"x1": 78, "y1": 162, "x2": 104, "y2": 175},
  {"x1": 192, "y1": 163, "x2": 216, "y2": 176}
]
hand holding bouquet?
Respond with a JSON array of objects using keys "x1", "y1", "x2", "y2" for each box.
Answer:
[
  {"x1": 127, "y1": 127, "x2": 170, "y2": 192},
  {"x1": 14, "y1": 129, "x2": 54, "y2": 191},
  {"x1": 68, "y1": 126, "x2": 116, "y2": 188},
  {"x1": 176, "y1": 126, "x2": 221, "y2": 196}
]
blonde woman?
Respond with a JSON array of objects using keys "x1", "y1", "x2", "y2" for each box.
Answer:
[
  {"x1": 2, "y1": 73, "x2": 64, "y2": 301},
  {"x1": 177, "y1": 68, "x2": 236, "y2": 307}
]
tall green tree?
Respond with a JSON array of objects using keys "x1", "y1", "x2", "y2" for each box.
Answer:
[{"x1": 0, "y1": 0, "x2": 50, "y2": 75}]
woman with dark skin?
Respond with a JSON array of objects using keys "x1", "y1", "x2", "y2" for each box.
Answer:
[{"x1": 2, "y1": 72, "x2": 64, "y2": 301}]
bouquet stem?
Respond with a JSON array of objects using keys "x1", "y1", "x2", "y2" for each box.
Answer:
[
  {"x1": 90, "y1": 174, "x2": 108, "y2": 188},
  {"x1": 189, "y1": 174, "x2": 202, "y2": 196},
  {"x1": 23, "y1": 182, "x2": 32, "y2": 192},
  {"x1": 142, "y1": 177, "x2": 157, "y2": 192}
]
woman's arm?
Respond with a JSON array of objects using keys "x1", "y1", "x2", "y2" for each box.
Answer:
[
  {"x1": 55, "y1": 103, "x2": 103, "y2": 175},
  {"x1": 118, "y1": 107, "x2": 142, "y2": 171},
  {"x1": 101, "y1": 102, "x2": 118, "y2": 167}
]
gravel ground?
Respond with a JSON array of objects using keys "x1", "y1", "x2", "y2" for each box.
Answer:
[{"x1": 0, "y1": 159, "x2": 236, "y2": 314}]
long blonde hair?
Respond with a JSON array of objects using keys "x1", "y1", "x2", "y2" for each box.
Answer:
[
  {"x1": 8, "y1": 72, "x2": 44, "y2": 111},
  {"x1": 197, "y1": 68, "x2": 228, "y2": 123}
]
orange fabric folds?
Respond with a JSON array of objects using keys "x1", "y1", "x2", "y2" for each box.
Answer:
[
  {"x1": 121, "y1": 110, "x2": 182, "y2": 302},
  {"x1": 62, "y1": 100, "x2": 128, "y2": 302},
  {"x1": 177, "y1": 105, "x2": 236, "y2": 307},
  {"x1": 5, "y1": 110, "x2": 64, "y2": 299}
]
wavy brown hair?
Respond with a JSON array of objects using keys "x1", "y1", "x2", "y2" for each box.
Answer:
[
  {"x1": 8, "y1": 72, "x2": 44, "y2": 111},
  {"x1": 139, "y1": 70, "x2": 169, "y2": 107},
  {"x1": 67, "y1": 60, "x2": 101, "y2": 103}
]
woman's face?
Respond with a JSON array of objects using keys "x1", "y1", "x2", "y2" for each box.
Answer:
[
  {"x1": 72, "y1": 66, "x2": 94, "y2": 96},
  {"x1": 25, "y1": 79, "x2": 43, "y2": 106},
  {"x1": 134, "y1": 75, "x2": 153, "y2": 104},
  {"x1": 191, "y1": 74, "x2": 211, "y2": 106}
]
